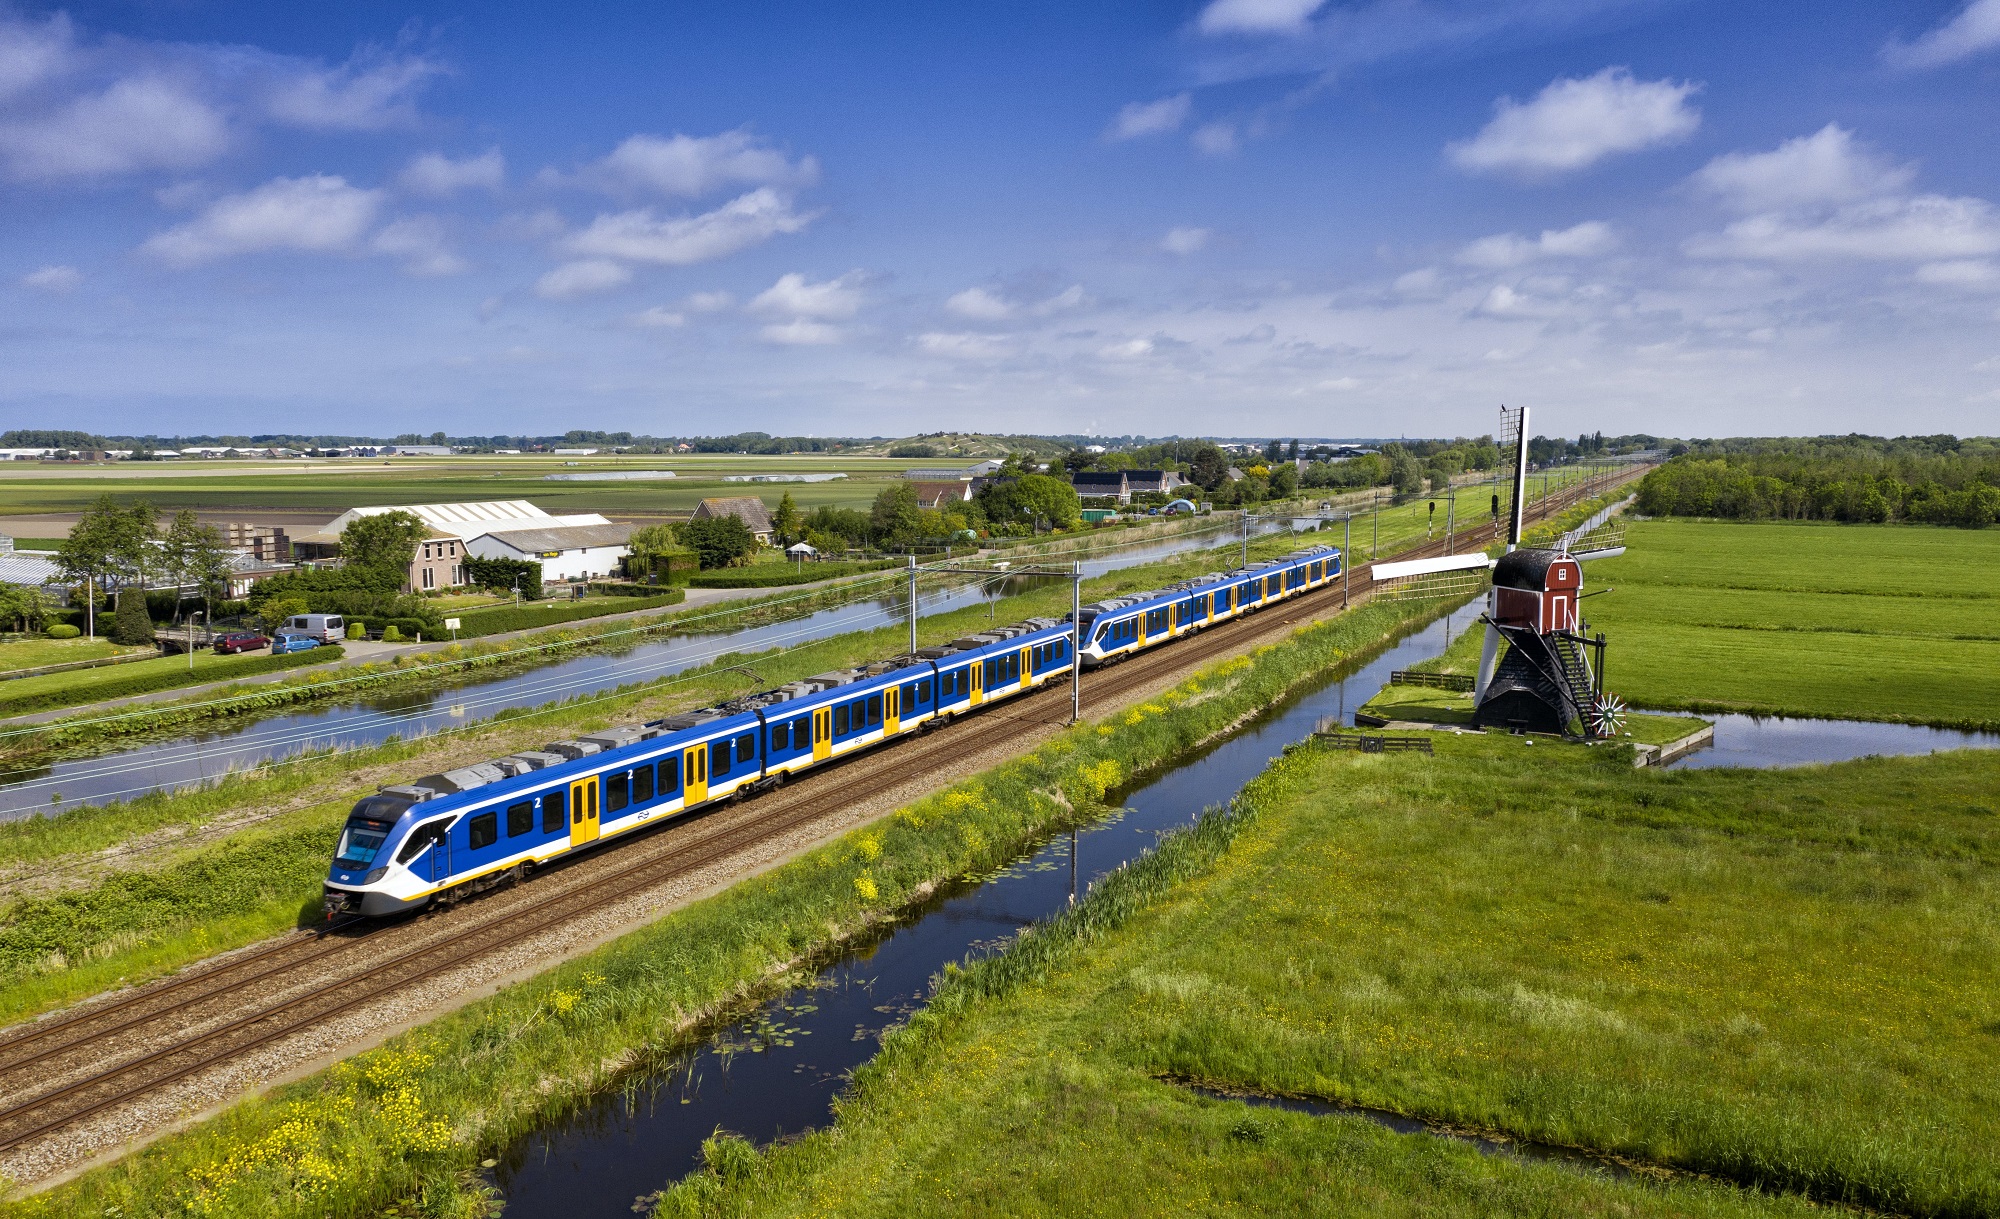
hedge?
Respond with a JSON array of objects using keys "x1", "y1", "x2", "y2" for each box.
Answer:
[
  {"x1": 0, "y1": 645, "x2": 344, "y2": 717},
  {"x1": 450, "y1": 592, "x2": 684, "y2": 638},
  {"x1": 686, "y1": 559, "x2": 898, "y2": 589}
]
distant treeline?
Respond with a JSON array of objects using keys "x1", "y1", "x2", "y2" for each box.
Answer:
[{"x1": 1636, "y1": 435, "x2": 2000, "y2": 527}]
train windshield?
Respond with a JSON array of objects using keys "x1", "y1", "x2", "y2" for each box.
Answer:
[{"x1": 335, "y1": 817, "x2": 394, "y2": 868}]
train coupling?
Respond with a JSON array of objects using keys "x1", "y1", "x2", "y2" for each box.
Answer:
[{"x1": 322, "y1": 888, "x2": 357, "y2": 920}]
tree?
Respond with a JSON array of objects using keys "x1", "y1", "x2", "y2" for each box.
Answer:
[
  {"x1": 624, "y1": 524, "x2": 689, "y2": 583},
  {"x1": 0, "y1": 584, "x2": 51, "y2": 632},
  {"x1": 1186, "y1": 443, "x2": 1230, "y2": 491},
  {"x1": 682, "y1": 515, "x2": 756, "y2": 568},
  {"x1": 1014, "y1": 474, "x2": 1082, "y2": 530},
  {"x1": 110, "y1": 587, "x2": 154, "y2": 645},
  {"x1": 1263, "y1": 439, "x2": 1283, "y2": 463},
  {"x1": 429, "y1": 431, "x2": 447, "y2": 446},
  {"x1": 53, "y1": 494, "x2": 156, "y2": 639},
  {"x1": 160, "y1": 510, "x2": 232, "y2": 624},
  {"x1": 340, "y1": 511, "x2": 427, "y2": 587},
  {"x1": 1287, "y1": 438, "x2": 1300, "y2": 461},
  {"x1": 871, "y1": 483, "x2": 923, "y2": 548},
  {"x1": 771, "y1": 492, "x2": 804, "y2": 546},
  {"x1": 1268, "y1": 461, "x2": 1299, "y2": 497}
]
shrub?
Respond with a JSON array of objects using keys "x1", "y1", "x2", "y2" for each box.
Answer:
[
  {"x1": 45, "y1": 623, "x2": 80, "y2": 639},
  {"x1": 346, "y1": 623, "x2": 366, "y2": 640},
  {"x1": 382, "y1": 625, "x2": 404, "y2": 643},
  {"x1": 109, "y1": 589, "x2": 155, "y2": 645}
]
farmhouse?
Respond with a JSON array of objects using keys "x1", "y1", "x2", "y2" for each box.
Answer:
[{"x1": 693, "y1": 496, "x2": 774, "y2": 544}]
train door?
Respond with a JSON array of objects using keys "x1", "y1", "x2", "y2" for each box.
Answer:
[
  {"x1": 970, "y1": 661, "x2": 985, "y2": 706},
  {"x1": 885, "y1": 686, "x2": 901, "y2": 734},
  {"x1": 568, "y1": 776, "x2": 600, "y2": 847},
  {"x1": 812, "y1": 709, "x2": 832, "y2": 761},
  {"x1": 683, "y1": 744, "x2": 709, "y2": 804},
  {"x1": 1018, "y1": 647, "x2": 1032, "y2": 689}
]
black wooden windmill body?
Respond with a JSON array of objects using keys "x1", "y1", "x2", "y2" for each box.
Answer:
[{"x1": 1471, "y1": 548, "x2": 1618, "y2": 738}]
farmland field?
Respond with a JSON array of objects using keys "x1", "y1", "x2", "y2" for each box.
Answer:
[
  {"x1": 678, "y1": 735, "x2": 2000, "y2": 1218},
  {"x1": 1585, "y1": 520, "x2": 2000, "y2": 728}
]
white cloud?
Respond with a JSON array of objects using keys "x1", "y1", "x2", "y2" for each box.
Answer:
[
  {"x1": 1162, "y1": 227, "x2": 1213, "y2": 254},
  {"x1": 1191, "y1": 121, "x2": 1239, "y2": 156},
  {"x1": 750, "y1": 271, "x2": 865, "y2": 319},
  {"x1": 946, "y1": 286, "x2": 1015, "y2": 320},
  {"x1": 583, "y1": 129, "x2": 817, "y2": 197},
  {"x1": 1688, "y1": 194, "x2": 2000, "y2": 263},
  {"x1": 1447, "y1": 67, "x2": 1699, "y2": 179},
  {"x1": 683, "y1": 291, "x2": 734, "y2": 312},
  {"x1": 371, "y1": 215, "x2": 468, "y2": 276},
  {"x1": 760, "y1": 319, "x2": 840, "y2": 345},
  {"x1": 0, "y1": 76, "x2": 227, "y2": 181},
  {"x1": 1690, "y1": 125, "x2": 1914, "y2": 213},
  {"x1": 262, "y1": 48, "x2": 442, "y2": 131},
  {"x1": 1106, "y1": 93, "x2": 1191, "y2": 141},
  {"x1": 1883, "y1": 0, "x2": 2000, "y2": 69},
  {"x1": 1036, "y1": 285, "x2": 1087, "y2": 314},
  {"x1": 563, "y1": 188, "x2": 814, "y2": 266},
  {"x1": 1917, "y1": 259, "x2": 1998, "y2": 286},
  {"x1": 20, "y1": 264, "x2": 80, "y2": 292},
  {"x1": 0, "y1": 13, "x2": 74, "y2": 103},
  {"x1": 536, "y1": 259, "x2": 632, "y2": 299},
  {"x1": 399, "y1": 149, "x2": 504, "y2": 198},
  {"x1": 1457, "y1": 220, "x2": 1615, "y2": 268},
  {"x1": 631, "y1": 306, "x2": 686, "y2": 327},
  {"x1": 1099, "y1": 338, "x2": 1155, "y2": 359},
  {"x1": 141, "y1": 174, "x2": 383, "y2": 266},
  {"x1": 1198, "y1": 0, "x2": 1327, "y2": 36},
  {"x1": 917, "y1": 331, "x2": 1015, "y2": 360}
]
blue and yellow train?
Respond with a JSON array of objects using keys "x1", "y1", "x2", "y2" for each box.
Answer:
[{"x1": 323, "y1": 543, "x2": 1339, "y2": 917}]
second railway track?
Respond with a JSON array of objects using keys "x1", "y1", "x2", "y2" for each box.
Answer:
[{"x1": 0, "y1": 470, "x2": 1634, "y2": 1163}]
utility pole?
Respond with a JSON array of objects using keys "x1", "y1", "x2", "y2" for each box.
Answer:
[
  {"x1": 1241, "y1": 509, "x2": 1249, "y2": 568},
  {"x1": 1444, "y1": 489, "x2": 1456, "y2": 555},
  {"x1": 1071, "y1": 560, "x2": 1082, "y2": 725},
  {"x1": 906, "y1": 555, "x2": 918, "y2": 657},
  {"x1": 1342, "y1": 516, "x2": 1351, "y2": 608}
]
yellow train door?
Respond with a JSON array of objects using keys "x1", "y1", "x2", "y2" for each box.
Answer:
[
  {"x1": 1018, "y1": 647, "x2": 1031, "y2": 689},
  {"x1": 813, "y1": 708, "x2": 832, "y2": 761},
  {"x1": 970, "y1": 662, "x2": 985, "y2": 706},
  {"x1": 568, "y1": 776, "x2": 600, "y2": 846},
  {"x1": 683, "y1": 744, "x2": 709, "y2": 804},
  {"x1": 885, "y1": 686, "x2": 901, "y2": 733}
]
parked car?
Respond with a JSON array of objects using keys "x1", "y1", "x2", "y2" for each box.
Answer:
[
  {"x1": 272, "y1": 632, "x2": 321, "y2": 655},
  {"x1": 281, "y1": 613, "x2": 346, "y2": 643},
  {"x1": 212, "y1": 630, "x2": 270, "y2": 655}
]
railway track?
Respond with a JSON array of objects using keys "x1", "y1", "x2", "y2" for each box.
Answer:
[{"x1": 0, "y1": 469, "x2": 1636, "y2": 1163}]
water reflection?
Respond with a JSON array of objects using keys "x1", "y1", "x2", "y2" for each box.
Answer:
[{"x1": 1667, "y1": 712, "x2": 2000, "y2": 770}]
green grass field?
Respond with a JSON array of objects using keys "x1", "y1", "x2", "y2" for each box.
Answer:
[
  {"x1": 0, "y1": 643, "x2": 343, "y2": 717},
  {"x1": 667, "y1": 735, "x2": 2000, "y2": 1218},
  {"x1": 0, "y1": 635, "x2": 151, "y2": 674},
  {"x1": 1586, "y1": 520, "x2": 2000, "y2": 728}
]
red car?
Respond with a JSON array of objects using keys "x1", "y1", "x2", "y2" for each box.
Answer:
[{"x1": 213, "y1": 631, "x2": 271, "y2": 655}]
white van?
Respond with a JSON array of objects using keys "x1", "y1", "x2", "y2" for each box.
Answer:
[{"x1": 284, "y1": 613, "x2": 346, "y2": 642}]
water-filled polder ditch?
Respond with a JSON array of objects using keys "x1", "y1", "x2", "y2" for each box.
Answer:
[
  {"x1": 488, "y1": 601, "x2": 1484, "y2": 1216},
  {"x1": 1665, "y1": 712, "x2": 2000, "y2": 769},
  {"x1": 0, "y1": 524, "x2": 1293, "y2": 818}
]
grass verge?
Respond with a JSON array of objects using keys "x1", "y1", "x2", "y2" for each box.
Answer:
[
  {"x1": 686, "y1": 561, "x2": 897, "y2": 588},
  {"x1": 0, "y1": 647, "x2": 344, "y2": 719},
  {"x1": 2, "y1": 573, "x2": 1447, "y2": 1215},
  {"x1": 651, "y1": 732, "x2": 2000, "y2": 1218},
  {"x1": 453, "y1": 592, "x2": 684, "y2": 637}
]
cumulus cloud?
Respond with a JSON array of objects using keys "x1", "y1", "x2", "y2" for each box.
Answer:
[
  {"x1": 535, "y1": 259, "x2": 632, "y2": 299},
  {"x1": 0, "y1": 76, "x2": 227, "y2": 181},
  {"x1": 917, "y1": 331, "x2": 1015, "y2": 359},
  {"x1": 140, "y1": 174, "x2": 383, "y2": 266},
  {"x1": 750, "y1": 271, "x2": 865, "y2": 319},
  {"x1": 1099, "y1": 337, "x2": 1155, "y2": 359},
  {"x1": 262, "y1": 47, "x2": 442, "y2": 130},
  {"x1": 1106, "y1": 93, "x2": 1191, "y2": 141},
  {"x1": 0, "y1": 13, "x2": 73, "y2": 103},
  {"x1": 1163, "y1": 226, "x2": 1213, "y2": 254},
  {"x1": 1191, "y1": 121, "x2": 1239, "y2": 156},
  {"x1": 1448, "y1": 67, "x2": 1699, "y2": 179},
  {"x1": 630, "y1": 305, "x2": 686, "y2": 327},
  {"x1": 20, "y1": 264, "x2": 80, "y2": 291},
  {"x1": 1882, "y1": 0, "x2": 2000, "y2": 69},
  {"x1": 1198, "y1": 0, "x2": 1327, "y2": 36},
  {"x1": 399, "y1": 149, "x2": 504, "y2": 198},
  {"x1": 945, "y1": 286, "x2": 1015, "y2": 320},
  {"x1": 1457, "y1": 220, "x2": 1615, "y2": 267},
  {"x1": 760, "y1": 319, "x2": 840, "y2": 345},
  {"x1": 578, "y1": 129, "x2": 817, "y2": 197},
  {"x1": 1690, "y1": 125, "x2": 1914, "y2": 213},
  {"x1": 562, "y1": 188, "x2": 814, "y2": 267},
  {"x1": 1688, "y1": 195, "x2": 2000, "y2": 263},
  {"x1": 371, "y1": 214, "x2": 468, "y2": 276}
]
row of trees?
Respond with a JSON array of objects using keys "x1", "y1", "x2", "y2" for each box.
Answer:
[
  {"x1": 50, "y1": 496, "x2": 236, "y2": 641},
  {"x1": 1635, "y1": 439, "x2": 2000, "y2": 526}
]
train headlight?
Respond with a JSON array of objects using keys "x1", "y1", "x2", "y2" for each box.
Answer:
[{"x1": 364, "y1": 867, "x2": 389, "y2": 884}]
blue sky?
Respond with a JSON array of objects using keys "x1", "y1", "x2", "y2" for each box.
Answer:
[{"x1": 5, "y1": 1, "x2": 2000, "y2": 440}]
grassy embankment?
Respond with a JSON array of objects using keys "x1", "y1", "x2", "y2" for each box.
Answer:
[
  {"x1": 0, "y1": 527, "x2": 1372, "y2": 1028},
  {"x1": 1585, "y1": 519, "x2": 2000, "y2": 729},
  {"x1": 0, "y1": 637, "x2": 151, "y2": 675},
  {"x1": 0, "y1": 646, "x2": 344, "y2": 719},
  {"x1": 4, "y1": 575, "x2": 1455, "y2": 1217},
  {"x1": 654, "y1": 732, "x2": 2000, "y2": 1218}
]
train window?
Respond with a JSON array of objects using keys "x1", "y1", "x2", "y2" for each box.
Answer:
[
  {"x1": 713, "y1": 741, "x2": 732, "y2": 777},
  {"x1": 659, "y1": 757, "x2": 680, "y2": 793},
  {"x1": 792, "y1": 715, "x2": 811, "y2": 744},
  {"x1": 835, "y1": 704, "x2": 850, "y2": 735},
  {"x1": 736, "y1": 732, "x2": 756, "y2": 761},
  {"x1": 469, "y1": 811, "x2": 498, "y2": 850},
  {"x1": 634, "y1": 765, "x2": 654, "y2": 804},
  {"x1": 771, "y1": 720, "x2": 789, "y2": 751},
  {"x1": 507, "y1": 800, "x2": 534, "y2": 838},
  {"x1": 866, "y1": 694, "x2": 882, "y2": 725},
  {"x1": 396, "y1": 819, "x2": 448, "y2": 863},
  {"x1": 606, "y1": 772, "x2": 630, "y2": 813},
  {"x1": 542, "y1": 791, "x2": 565, "y2": 833}
]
